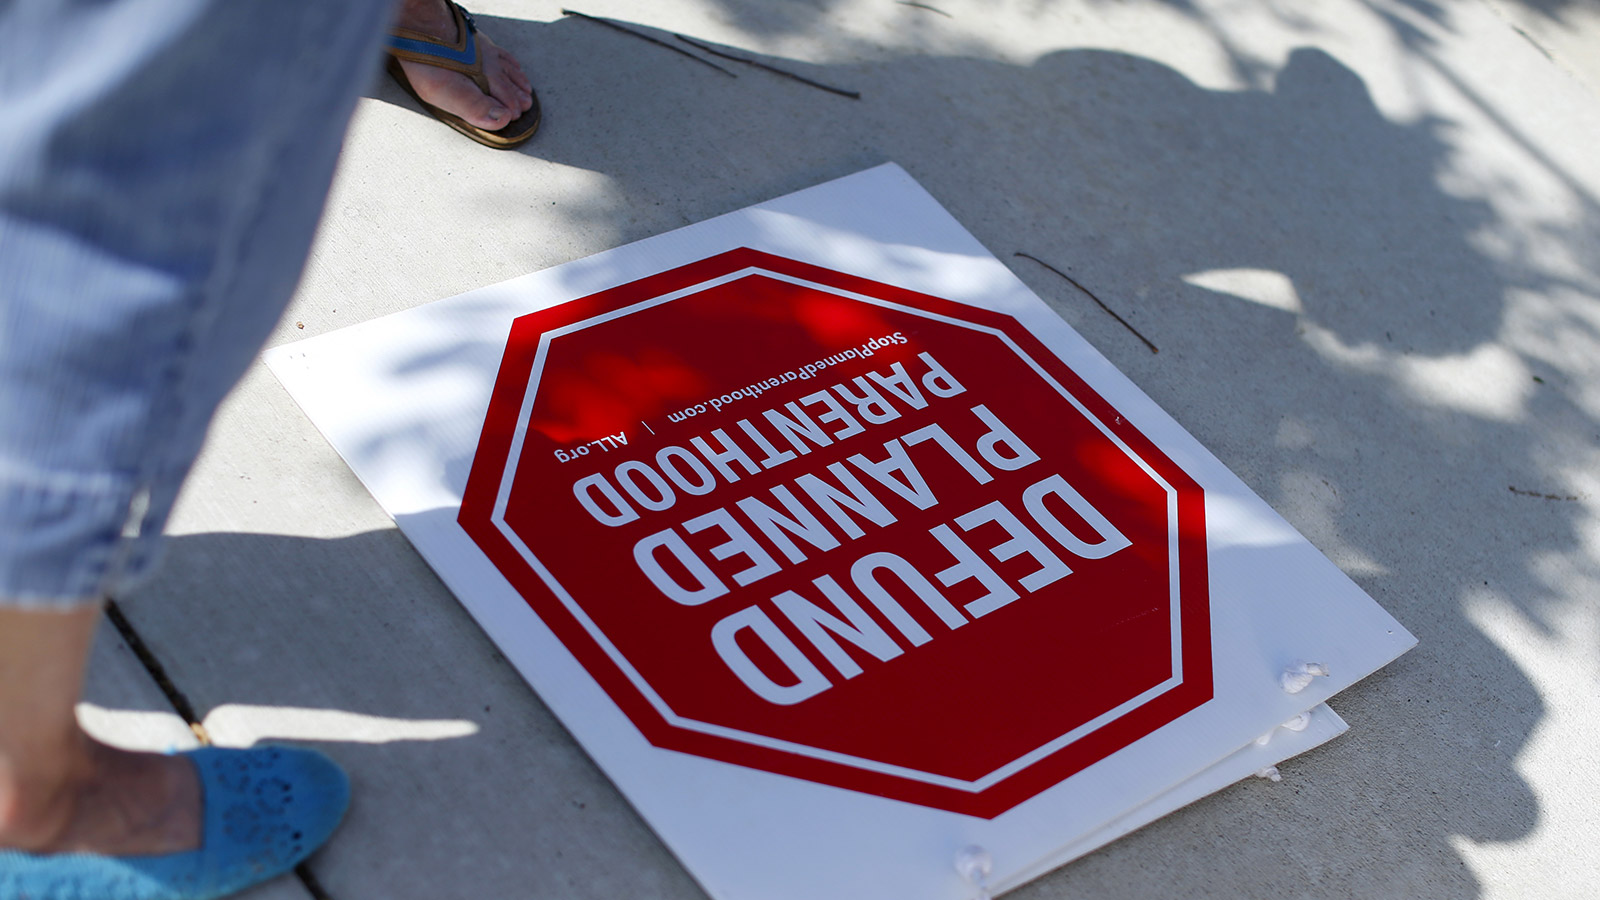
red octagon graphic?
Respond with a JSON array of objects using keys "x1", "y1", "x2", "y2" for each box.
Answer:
[{"x1": 460, "y1": 248, "x2": 1211, "y2": 818}]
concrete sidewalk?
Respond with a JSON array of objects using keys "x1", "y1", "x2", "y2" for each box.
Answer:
[{"x1": 91, "y1": 0, "x2": 1600, "y2": 897}]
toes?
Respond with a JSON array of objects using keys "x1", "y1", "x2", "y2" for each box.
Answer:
[
  {"x1": 395, "y1": 34, "x2": 533, "y2": 132},
  {"x1": 487, "y1": 71, "x2": 530, "y2": 115},
  {"x1": 500, "y1": 49, "x2": 533, "y2": 96},
  {"x1": 398, "y1": 58, "x2": 512, "y2": 130},
  {"x1": 471, "y1": 97, "x2": 514, "y2": 131},
  {"x1": 445, "y1": 85, "x2": 511, "y2": 131},
  {"x1": 483, "y1": 42, "x2": 534, "y2": 115},
  {"x1": 509, "y1": 64, "x2": 533, "y2": 97}
]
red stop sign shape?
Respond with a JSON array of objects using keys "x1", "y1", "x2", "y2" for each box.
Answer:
[{"x1": 460, "y1": 248, "x2": 1211, "y2": 818}]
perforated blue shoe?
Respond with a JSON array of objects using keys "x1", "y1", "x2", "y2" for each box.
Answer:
[{"x1": 0, "y1": 745, "x2": 350, "y2": 900}]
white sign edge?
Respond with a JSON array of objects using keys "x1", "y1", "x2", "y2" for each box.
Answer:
[{"x1": 264, "y1": 162, "x2": 1415, "y2": 900}]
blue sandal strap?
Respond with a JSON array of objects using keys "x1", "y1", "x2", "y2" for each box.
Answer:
[{"x1": 386, "y1": 3, "x2": 478, "y2": 68}]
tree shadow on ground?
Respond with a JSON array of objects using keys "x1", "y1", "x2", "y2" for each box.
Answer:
[{"x1": 125, "y1": 4, "x2": 1600, "y2": 897}]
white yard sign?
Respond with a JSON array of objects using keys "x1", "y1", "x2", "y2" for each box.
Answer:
[{"x1": 267, "y1": 164, "x2": 1414, "y2": 900}]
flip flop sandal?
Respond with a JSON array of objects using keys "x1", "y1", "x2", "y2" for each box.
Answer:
[{"x1": 385, "y1": 1, "x2": 540, "y2": 149}]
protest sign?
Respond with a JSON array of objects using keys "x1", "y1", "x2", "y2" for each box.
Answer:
[
  {"x1": 268, "y1": 164, "x2": 1414, "y2": 899},
  {"x1": 457, "y1": 248, "x2": 1214, "y2": 817}
]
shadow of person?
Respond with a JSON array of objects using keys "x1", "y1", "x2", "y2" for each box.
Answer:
[
  {"x1": 115, "y1": 527, "x2": 702, "y2": 899},
  {"x1": 235, "y1": 13, "x2": 1578, "y2": 898}
]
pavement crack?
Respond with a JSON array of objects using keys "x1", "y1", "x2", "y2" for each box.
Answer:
[
  {"x1": 295, "y1": 862, "x2": 336, "y2": 900},
  {"x1": 1014, "y1": 252, "x2": 1160, "y2": 354},
  {"x1": 107, "y1": 600, "x2": 337, "y2": 900},
  {"x1": 104, "y1": 599, "x2": 210, "y2": 744}
]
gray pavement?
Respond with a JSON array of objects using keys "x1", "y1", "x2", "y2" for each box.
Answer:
[{"x1": 95, "y1": 0, "x2": 1600, "y2": 897}]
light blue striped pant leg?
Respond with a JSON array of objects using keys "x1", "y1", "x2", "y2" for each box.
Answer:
[{"x1": 0, "y1": 0, "x2": 397, "y2": 608}]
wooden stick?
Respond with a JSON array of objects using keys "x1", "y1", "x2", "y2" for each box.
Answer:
[
  {"x1": 674, "y1": 34, "x2": 861, "y2": 99},
  {"x1": 561, "y1": 10, "x2": 737, "y2": 77},
  {"x1": 1014, "y1": 252, "x2": 1159, "y2": 353},
  {"x1": 897, "y1": 2, "x2": 954, "y2": 18}
]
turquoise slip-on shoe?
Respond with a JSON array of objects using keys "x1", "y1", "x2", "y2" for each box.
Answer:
[{"x1": 0, "y1": 745, "x2": 350, "y2": 900}]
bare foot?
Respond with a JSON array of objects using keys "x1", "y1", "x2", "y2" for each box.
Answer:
[
  {"x1": 395, "y1": 0, "x2": 534, "y2": 132},
  {"x1": 0, "y1": 738, "x2": 201, "y2": 857}
]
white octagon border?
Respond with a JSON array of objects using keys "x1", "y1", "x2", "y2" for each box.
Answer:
[{"x1": 485, "y1": 266, "x2": 1190, "y2": 793}]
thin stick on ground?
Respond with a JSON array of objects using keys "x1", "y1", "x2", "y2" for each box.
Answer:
[
  {"x1": 675, "y1": 34, "x2": 862, "y2": 98},
  {"x1": 561, "y1": 10, "x2": 737, "y2": 77},
  {"x1": 1508, "y1": 485, "x2": 1580, "y2": 501},
  {"x1": 897, "y1": 1, "x2": 954, "y2": 18},
  {"x1": 1015, "y1": 252, "x2": 1159, "y2": 354}
]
